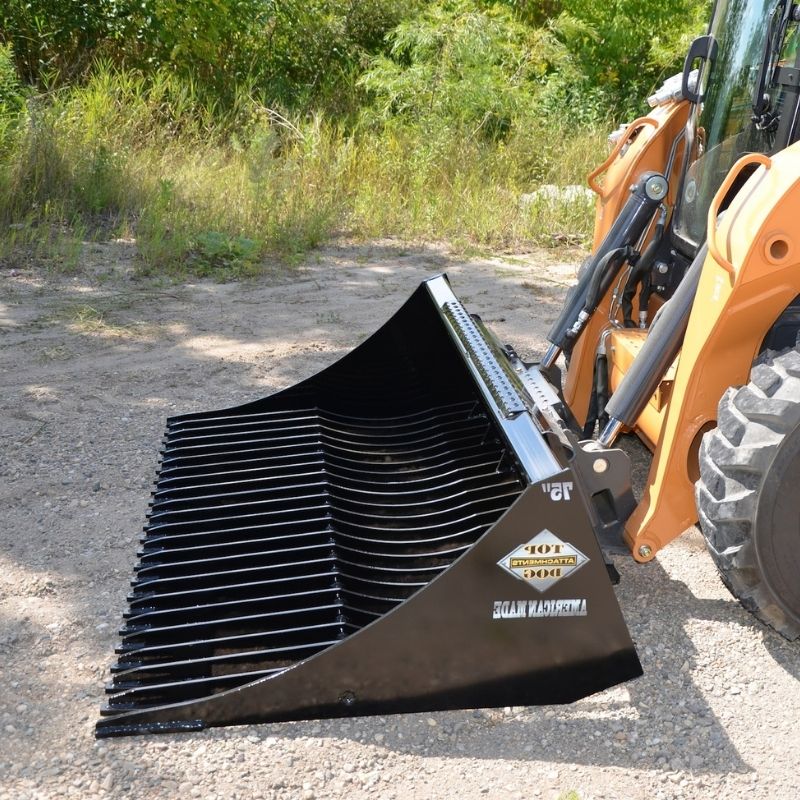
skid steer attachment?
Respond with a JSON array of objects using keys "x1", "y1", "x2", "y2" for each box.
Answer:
[{"x1": 97, "y1": 275, "x2": 641, "y2": 737}]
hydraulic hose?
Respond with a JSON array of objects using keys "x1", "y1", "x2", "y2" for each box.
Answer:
[
  {"x1": 582, "y1": 349, "x2": 611, "y2": 438},
  {"x1": 598, "y1": 244, "x2": 708, "y2": 446},
  {"x1": 585, "y1": 247, "x2": 634, "y2": 321},
  {"x1": 563, "y1": 245, "x2": 634, "y2": 352},
  {"x1": 621, "y1": 206, "x2": 667, "y2": 327},
  {"x1": 542, "y1": 172, "x2": 668, "y2": 367}
]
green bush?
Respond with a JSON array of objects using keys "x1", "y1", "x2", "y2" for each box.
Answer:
[
  {"x1": 0, "y1": 44, "x2": 23, "y2": 114},
  {"x1": 551, "y1": 0, "x2": 712, "y2": 117},
  {"x1": 359, "y1": 0, "x2": 709, "y2": 128},
  {"x1": 358, "y1": 1, "x2": 565, "y2": 137},
  {"x1": 0, "y1": 0, "x2": 419, "y2": 113},
  {"x1": 1, "y1": 0, "x2": 709, "y2": 120},
  {"x1": 0, "y1": 0, "x2": 127, "y2": 84}
]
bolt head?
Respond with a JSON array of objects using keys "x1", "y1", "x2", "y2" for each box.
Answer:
[
  {"x1": 645, "y1": 176, "x2": 668, "y2": 200},
  {"x1": 592, "y1": 458, "x2": 609, "y2": 474},
  {"x1": 638, "y1": 544, "x2": 653, "y2": 559}
]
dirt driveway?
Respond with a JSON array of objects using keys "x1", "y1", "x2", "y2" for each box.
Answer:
[{"x1": 1, "y1": 241, "x2": 799, "y2": 800}]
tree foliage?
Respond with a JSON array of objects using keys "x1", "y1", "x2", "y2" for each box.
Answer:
[
  {"x1": 0, "y1": 1, "x2": 417, "y2": 108},
  {"x1": 359, "y1": 2, "x2": 567, "y2": 137},
  {"x1": 1, "y1": 0, "x2": 710, "y2": 123},
  {"x1": 553, "y1": 0, "x2": 711, "y2": 111}
]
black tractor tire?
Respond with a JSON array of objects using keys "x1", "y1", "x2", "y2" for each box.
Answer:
[{"x1": 696, "y1": 347, "x2": 800, "y2": 640}]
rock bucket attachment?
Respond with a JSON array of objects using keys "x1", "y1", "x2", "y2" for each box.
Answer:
[{"x1": 97, "y1": 275, "x2": 641, "y2": 737}]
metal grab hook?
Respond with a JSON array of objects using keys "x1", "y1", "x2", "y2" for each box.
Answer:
[{"x1": 587, "y1": 117, "x2": 659, "y2": 197}]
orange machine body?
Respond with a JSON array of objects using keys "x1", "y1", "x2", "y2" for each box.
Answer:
[
  {"x1": 565, "y1": 114, "x2": 800, "y2": 560},
  {"x1": 563, "y1": 100, "x2": 689, "y2": 426}
]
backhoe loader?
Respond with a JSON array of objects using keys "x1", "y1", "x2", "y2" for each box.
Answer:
[{"x1": 97, "y1": 0, "x2": 800, "y2": 736}]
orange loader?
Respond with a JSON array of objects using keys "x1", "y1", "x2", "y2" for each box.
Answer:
[{"x1": 98, "y1": 0, "x2": 800, "y2": 737}]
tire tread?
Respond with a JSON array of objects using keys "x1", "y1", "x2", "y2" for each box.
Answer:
[{"x1": 696, "y1": 348, "x2": 800, "y2": 640}]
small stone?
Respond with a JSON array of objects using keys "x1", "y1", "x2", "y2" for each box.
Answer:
[
  {"x1": 374, "y1": 733, "x2": 385, "y2": 743},
  {"x1": 302, "y1": 792, "x2": 314, "y2": 800},
  {"x1": 15, "y1": 704, "x2": 27, "y2": 714},
  {"x1": 342, "y1": 764, "x2": 355, "y2": 774},
  {"x1": 427, "y1": 718, "x2": 437, "y2": 727}
]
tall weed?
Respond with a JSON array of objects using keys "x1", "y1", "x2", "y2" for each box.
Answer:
[{"x1": 0, "y1": 67, "x2": 607, "y2": 274}]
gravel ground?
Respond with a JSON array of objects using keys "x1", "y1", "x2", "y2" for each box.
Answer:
[{"x1": 1, "y1": 240, "x2": 799, "y2": 800}]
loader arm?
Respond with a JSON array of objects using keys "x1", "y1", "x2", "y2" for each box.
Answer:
[
  {"x1": 563, "y1": 100, "x2": 689, "y2": 427},
  {"x1": 626, "y1": 144, "x2": 800, "y2": 558},
  {"x1": 556, "y1": 0, "x2": 800, "y2": 560}
]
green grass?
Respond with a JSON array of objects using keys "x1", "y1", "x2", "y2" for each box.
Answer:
[{"x1": 0, "y1": 67, "x2": 606, "y2": 276}]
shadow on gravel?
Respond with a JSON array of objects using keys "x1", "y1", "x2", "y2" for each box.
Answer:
[{"x1": 755, "y1": 625, "x2": 800, "y2": 682}]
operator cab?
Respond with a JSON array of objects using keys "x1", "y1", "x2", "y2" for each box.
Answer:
[{"x1": 672, "y1": 0, "x2": 800, "y2": 259}]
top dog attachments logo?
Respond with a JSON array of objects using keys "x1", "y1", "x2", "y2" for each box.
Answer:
[{"x1": 497, "y1": 529, "x2": 589, "y2": 592}]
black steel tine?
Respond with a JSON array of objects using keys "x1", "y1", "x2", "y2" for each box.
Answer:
[{"x1": 103, "y1": 313, "x2": 530, "y2": 720}]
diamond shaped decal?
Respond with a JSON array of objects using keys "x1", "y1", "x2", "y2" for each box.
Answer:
[{"x1": 497, "y1": 529, "x2": 589, "y2": 593}]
